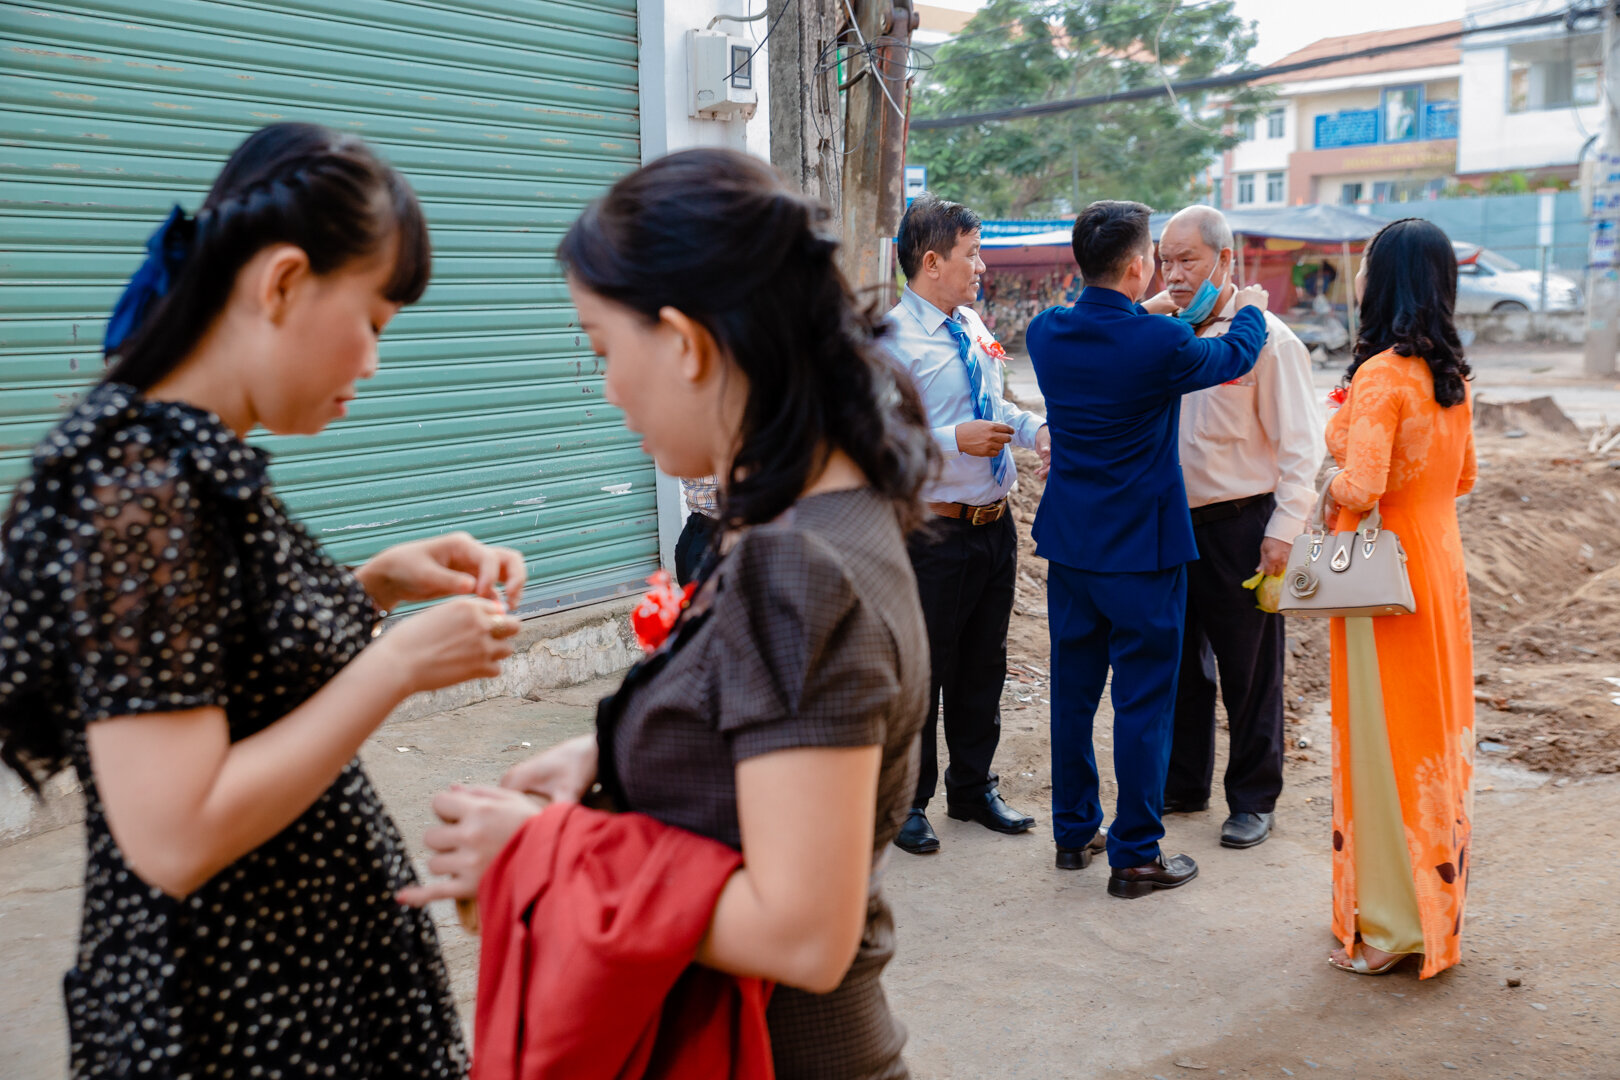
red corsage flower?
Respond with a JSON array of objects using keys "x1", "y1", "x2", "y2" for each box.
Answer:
[
  {"x1": 630, "y1": 570, "x2": 696, "y2": 654},
  {"x1": 978, "y1": 337, "x2": 1009, "y2": 362},
  {"x1": 1326, "y1": 386, "x2": 1348, "y2": 409}
]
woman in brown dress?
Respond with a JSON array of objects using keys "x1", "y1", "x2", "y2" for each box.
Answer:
[{"x1": 400, "y1": 149, "x2": 938, "y2": 1078}]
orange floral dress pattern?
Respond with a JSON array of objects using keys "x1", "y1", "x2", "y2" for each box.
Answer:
[{"x1": 1325, "y1": 350, "x2": 1476, "y2": 979}]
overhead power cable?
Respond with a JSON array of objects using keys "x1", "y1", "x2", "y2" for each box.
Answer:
[{"x1": 910, "y1": 4, "x2": 1606, "y2": 131}]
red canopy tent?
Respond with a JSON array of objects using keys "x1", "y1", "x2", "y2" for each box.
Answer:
[{"x1": 974, "y1": 205, "x2": 1383, "y2": 343}]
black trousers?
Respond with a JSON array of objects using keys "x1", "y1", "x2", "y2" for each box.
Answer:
[
  {"x1": 674, "y1": 510, "x2": 718, "y2": 588},
  {"x1": 1166, "y1": 493, "x2": 1287, "y2": 815},
  {"x1": 906, "y1": 512, "x2": 1017, "y2": 808}
]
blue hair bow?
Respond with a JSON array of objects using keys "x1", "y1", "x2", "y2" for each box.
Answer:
[{"x1": 103, "y1": 204, "x2": 192, "y2": 354}]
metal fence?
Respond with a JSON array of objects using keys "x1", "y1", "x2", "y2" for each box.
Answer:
[{"x1": 1363, "y1": 191, "x2": 1588, "y2": 274}]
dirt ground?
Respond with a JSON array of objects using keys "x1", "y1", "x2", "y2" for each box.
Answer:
[
  {"x1": 7, "y1": 687, "x2": 1617, "y2": 1080},
  {"x1": 897, "y1": 411, "x2": 1620, "y2": 1079},
  {"x1": 1264, "y1": 404, "x2": 1620, "y2": 780},
  {"x1": 1003, "y1": 342, "x2": 1620, "y2": 780},
  {"x1": 4, "y1": 358, "x2": 1620, "y2": 1078}
]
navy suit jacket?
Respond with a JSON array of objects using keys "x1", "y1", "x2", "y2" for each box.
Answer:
[{"x1": 1026, "y1": 286, "x2": 1268, "y2": 573}]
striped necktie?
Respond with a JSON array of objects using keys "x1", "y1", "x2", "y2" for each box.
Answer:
[{"x1": 944, "y1": 316, "x2": 1010, "y2": 486}]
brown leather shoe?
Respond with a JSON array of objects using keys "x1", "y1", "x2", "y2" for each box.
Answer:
[{"x1": 1107, "y1": 853, "x2": 1199, "y2": 899}]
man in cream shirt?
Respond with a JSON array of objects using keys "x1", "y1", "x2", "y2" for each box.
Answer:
[{"x1": 1156, "y1": 206, "x2": 1324, "y2": 850}]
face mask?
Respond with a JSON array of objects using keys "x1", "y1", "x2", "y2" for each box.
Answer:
[{"x1": 1175, "y1": 260, "x2": 1228, "y2": 325}]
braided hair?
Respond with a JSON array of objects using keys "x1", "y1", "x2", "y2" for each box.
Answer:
[
  {"x1": 105, "y1": 122, "x2": 430, "y2": 390},
  {"x1": 1347, "y1": 217, "x2": 1471, "y2": 408},
  {"x1": 557, "y1": 148, "x2": 938, "y2": 532}
]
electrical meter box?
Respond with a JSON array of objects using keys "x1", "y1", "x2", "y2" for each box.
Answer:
[{"x1": 689, "y1": 29, "x2": 758, "y2": 121}]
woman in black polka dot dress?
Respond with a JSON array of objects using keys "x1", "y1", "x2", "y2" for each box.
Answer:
[{"x1": 0, "y1": 124, "x2": 525, "y2": 1078}]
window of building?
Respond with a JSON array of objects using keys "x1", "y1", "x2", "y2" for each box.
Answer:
[
  {"x1": 1266, "y1": 107, "x2": 1286, "y2": 139},
  {"x1": 1382, "y1": 85, "x2": 1422, "y2": 143},
  {"x1": 1508, "y1": 34, "x2": 1602, "y2": 112},
  {"x1": 1237, "y1": 173, "x2": 1255, "y2": 205},
  {"x1": 1212, "y1": 177, "x2": 1224, "y2": 209},
  {"x1": 1368, "y1": 178, "x2": 1448, "y2": 204},
  {"x1": 1265, "y1": 171, "x2": 1285, "y2": 203},
  {"x1": 1237, "y1": 116, "x2": 1256, "y2": 141},
  {"x1": 1340, "y1": 182, "x2": 1364, "y2": 205}
]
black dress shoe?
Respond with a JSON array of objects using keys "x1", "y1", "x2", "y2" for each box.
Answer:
[
  {"x1": 947, "y1": 788, "x2": 1035, "y2": 835},
  {"x1": 1055, "y1": 829, "x2": 1108, "y2": 870},
  {"x1": 894, "y1": 809, "x2": 940, "y2": 855},
  {"x1": 1162, "y1": 795, "x2": 1210, "y2": 814},
  {"x1": 1107, "y1": 853, "x2": 1199, "y2": 899},
  {"x1": 1220, "y1": 811, "x2": 1275, "y2": 849}
]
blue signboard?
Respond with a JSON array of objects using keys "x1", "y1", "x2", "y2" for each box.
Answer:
[
  {"x1": 1314, "y1": 109, "x2": 1379, "y2": 150},
  {"x1": 904, "y1": 164, "x2": 927, "y2": 206},
  {"x1": 1425, "y1": 100, "x2": 1459, "y2": 140},
  {"x1": 980, "y1": 219, "x2": 1073, "y2": 238}
]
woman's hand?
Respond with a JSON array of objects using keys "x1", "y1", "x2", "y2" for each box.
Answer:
[
  {"x1": 397, "y1": 786, "x2": 547, "y2": 906},
  {"x1": 371, "y1": 597, "x2": 521, "y2": 697},
  {"x1": 1309, "y1": 465, "x2": 1346, "y2": 532},
  {"x1": 1318, "y1": 489, "x2": 1344, "y2": 531},
  {"x1": 500, "y1": 734, "x2": 598, "y2": 805},
  {"x1": 354, "y1": 532, "x2": 527, "y2": 612}
]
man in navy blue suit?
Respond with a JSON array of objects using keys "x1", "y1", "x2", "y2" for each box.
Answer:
[{"x1": 1025, "y1": 200, "x2": 1270, "y2": 899}]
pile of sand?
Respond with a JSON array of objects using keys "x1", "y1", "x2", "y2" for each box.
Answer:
[{"x1": 1001, "y1": 406, "x2": 1620, "y2": 778}]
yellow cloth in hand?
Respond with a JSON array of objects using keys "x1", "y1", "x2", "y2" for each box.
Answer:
[{"x1": 1242, "y1": 570, "x2": 1284, "y2": 614}]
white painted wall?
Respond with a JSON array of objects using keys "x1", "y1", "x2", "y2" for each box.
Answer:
[
  {"x1": 1457, "y1": 42, "x2": 1604, "y2": 174},
  {"x1": 1226, "y1": 101, "x2": 1294, "y2": 208},
  {"x1": 640, "y1": 0, "x2": 774, "y2": 161},
  {"x1": 637, "y1": 0, "x2": 774, "y2": 570},
  {"x1": 1229, "y1": 100, "x2": 1295, "y2": 174},
  {"x1": 1270, "y1": 64, "x2": 1462, "y2": 101}
]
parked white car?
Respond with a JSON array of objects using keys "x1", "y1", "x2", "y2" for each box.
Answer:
[{"x1": 1453, "y1": 242, "x2": 1583, "y2": 314}]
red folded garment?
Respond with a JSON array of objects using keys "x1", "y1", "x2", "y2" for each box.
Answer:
[{"x1": 472, "y1": 801, "x2": 774, "y2": 1080}]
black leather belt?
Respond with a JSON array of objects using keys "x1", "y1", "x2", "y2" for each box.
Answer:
[{"x1": 1189, "y1": 492, "x2": 1270, "y2": 527}]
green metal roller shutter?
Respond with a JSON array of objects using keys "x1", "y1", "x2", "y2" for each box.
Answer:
[{"x1": 0, "y1": 0, "x2": 656, "y2": 612}]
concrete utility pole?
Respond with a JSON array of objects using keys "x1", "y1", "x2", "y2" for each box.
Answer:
[
  {"x1": 837, "y1": 0, "x2": 917, "y2": 303},
  {"x1": 1585, "y1": 0, "x2": 1620, "y2": 377},
  {"x1": 768, "y1": 0, "x2": 844, "y2": 219}
]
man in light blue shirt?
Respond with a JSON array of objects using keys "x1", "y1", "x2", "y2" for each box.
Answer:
[{"x1": 882, "y1": 192, "x2": 1050, "y2": 856}]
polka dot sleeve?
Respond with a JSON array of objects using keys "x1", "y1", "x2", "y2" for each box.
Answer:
[{"x1": 65, "y1": 443, "x2": 233, "y2": 723}]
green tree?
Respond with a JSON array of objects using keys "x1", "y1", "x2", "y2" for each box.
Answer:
[{"x1": 908, "y1": 0, "x2": 1267, "y2": 218}]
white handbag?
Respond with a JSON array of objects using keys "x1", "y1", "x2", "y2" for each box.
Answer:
[{"x1": 1277, "y1": 470, "x2": 1415, "y2": 619}]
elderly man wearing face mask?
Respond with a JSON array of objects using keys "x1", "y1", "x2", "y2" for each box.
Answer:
[{"x1": 1152, "y1": 206, "x2": 1324, "y2": 851}]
